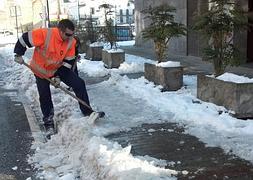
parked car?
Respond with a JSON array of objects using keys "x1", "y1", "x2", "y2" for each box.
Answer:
[{"x1": 0, "y1": 30, "x2": 13, "y2": 36}]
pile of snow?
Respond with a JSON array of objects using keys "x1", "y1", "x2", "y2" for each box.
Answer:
[
  {"x1": 217, "y1": 72, "x2": 253, "y2": 83},
  {"x1": 89, "y1": 42, "x2": 104, "y2": 47},
  {"x1": 0, "y1": 34, "x2": 17, "y2": 45},
  {"x1": 156, "y1": 61, "x2": 181, "y2": 67},
  {"x1": 106, "y1": 48, "x2": 125, "y2": 53}
]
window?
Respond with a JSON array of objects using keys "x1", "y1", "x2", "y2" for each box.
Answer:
[
  {"x1": 120, "y1": 9, "x2": 123, "y2": 23},
  {"x1": 90, "y1": 7, "x2": 95, "y2": 14},
  {"x1": 126, "y1": 9, "x2": 129, "y2": 23}
]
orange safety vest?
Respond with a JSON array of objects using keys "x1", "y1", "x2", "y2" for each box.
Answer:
[{"x1": 29, "y1": 28, "x2": 76, "y2": 78}]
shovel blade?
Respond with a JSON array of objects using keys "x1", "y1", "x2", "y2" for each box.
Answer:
[{"x1": 87, "y1": 111, "x2": 105, "y2": 125}]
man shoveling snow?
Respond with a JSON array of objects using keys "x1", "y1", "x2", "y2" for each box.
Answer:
[{"x1": 13, "y1": 19, "x2": 104, "y2": 139}]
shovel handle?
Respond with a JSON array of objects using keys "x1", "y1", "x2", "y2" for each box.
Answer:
[{"x1": 23, "y1": 62, "x2": 93, "y2": 111}]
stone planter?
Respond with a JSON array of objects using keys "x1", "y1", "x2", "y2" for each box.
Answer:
[
  {"x1": 102, "y1": 49, "x2": 125, "y2": 68},
  {"x1": 144, "y1": 63, "x2": 183, "y2": 91},
  {"x1": 86, "y1": 45, "x2": 103, "y2": 61},
  {"x1": 197, "y1": 74, "x2": 253, "y2": 119}
]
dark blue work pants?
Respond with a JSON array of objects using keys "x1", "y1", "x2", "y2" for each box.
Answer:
[
  {"x1": 35, "y1": 66, "x2": 93, "y2": 127},
  {"x1": 68, "y1": 59, "x2": 79, "y2": 76}
]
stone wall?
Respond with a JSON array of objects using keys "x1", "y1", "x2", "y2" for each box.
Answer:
[
  {"x1": 144, "y1": 63, "x2": 183, "y2": 91},
  {"x1": 102, "y1": 50, "x2": 125, "y2": 68},
  {"x1": 134, "y1": 0, "x2": 187, "y2": 56},
  {"x1": 197, "y1": 75, "x2": 253, "y2": 119}
]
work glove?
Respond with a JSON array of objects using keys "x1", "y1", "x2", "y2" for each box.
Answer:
[
  {"x1": 51, "y1": 76, "x2": 61, "y2": 88},
  {"x1": 14, "y1": 55, "x2": 24, "y2": 64}
]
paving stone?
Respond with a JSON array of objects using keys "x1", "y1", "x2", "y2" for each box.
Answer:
[{"x1": 106, "y1": 123, "x2": 253, "y2": 179}]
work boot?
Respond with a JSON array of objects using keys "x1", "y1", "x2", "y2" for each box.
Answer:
[
  {"x1": 43, "y1": 112, "x2": 55, "y2": 139},
  {"x1": 45, "y1": 125, "x2": 55, "y2": 140},
  {"x1": 96, "y1": 111, "x2": 105, "y2": 118}
]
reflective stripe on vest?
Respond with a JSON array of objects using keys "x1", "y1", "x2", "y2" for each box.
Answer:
[
  {"x1": 30, "y1": 60, "x2": 57, "y2": 76},
  {"x1": 39, "y1": 28, "x2": 73, "y2": 62},
  {"x1": 67, "y1": 37, "x2": 73, "y2": 51},
  {"x1": 28, "y1": 31, "x2": 34, "y2": 46},
  {"x1": 19, "y1": 36, "x2": 27, "y2": 48},
  {"x1": 62, "y1": 62, "x2": 72, "y2": 69},
  {"x1": 43, "y1": 28, "x2": 52, "y2": 57},
  {"x1": 64, "y1": 38, "x2": 75, "y2": 61}
]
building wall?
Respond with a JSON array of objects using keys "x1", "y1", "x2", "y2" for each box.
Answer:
[
  {"x1": 187, "y1": 0, "x2": 208, "y2": 57},
  {"x1": 116, "y1": 6, "x2": 134, "y2": 25},
  {"x1": 1, "y1": 0, "x2": 18, "y2": 33},
  {"x1": 248, "y1": 0, "x2": 253, "y2": 61},
  {"x1": 0, "y1": 0, "x2": 40, "y2": 34},
  {"x1": 135, "y1": 0, "x2": 187, "y2": 56},
  {"x1": 32, "y1": 0, "x2": 45, "y2": 28},
  {"x1": 234, "y1": 0, "x2": 248, "y2": 62},
  {"x1": 65, "y1": 0, "x2": 134, "y2": 26},
  {"x1": 135, "y1": 0, "x2": 250, "y2": 60},
  {"x1": 187, "y1": 0, "x2": 248, "y2": 60},
  {"x1": 0, "y1": 8, "x2": 9, "y2": 32}
]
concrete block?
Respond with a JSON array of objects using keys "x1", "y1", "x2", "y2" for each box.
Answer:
[
  {"x1": 197, "y1": 74, "x2": 253, "y2": 119},
  {"x1": 86, "y1": 46, "x2": 103, "y2": 61},
  {"x1": 144, "y1": 63, "x2": 183, "y2": 91},
  {"x1": 102, "y1": 50, "x2": 125, "y2": 68}
]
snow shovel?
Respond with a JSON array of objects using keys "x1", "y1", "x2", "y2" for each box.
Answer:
[{"x1": 22, "y1": 62, "x2": 104, "y2": 124}]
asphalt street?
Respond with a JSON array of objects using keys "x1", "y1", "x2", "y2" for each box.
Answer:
[{"x1": 0, "y1": 81, "x2": 35, "y2": 180}]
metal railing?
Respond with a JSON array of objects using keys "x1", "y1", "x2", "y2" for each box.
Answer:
[{"x1": 76, "y1": 25, "x2": 134, "y2": 42}]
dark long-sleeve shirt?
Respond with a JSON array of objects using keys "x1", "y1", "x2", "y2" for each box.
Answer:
[{"x1": 14, "y1": 32, "x2": 33, "y2": 56}]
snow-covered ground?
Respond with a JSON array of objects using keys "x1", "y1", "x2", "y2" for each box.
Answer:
[
  {"x1": 1, "y1": 39, "x2": 253, "y2": 180},
  {"x1": 0, "y1": 34, "x2": 18, "y2": 45}
]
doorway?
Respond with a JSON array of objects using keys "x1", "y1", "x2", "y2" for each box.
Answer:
[{"x1": 247, "y1": 0, "x2": 253, "y2": 62}]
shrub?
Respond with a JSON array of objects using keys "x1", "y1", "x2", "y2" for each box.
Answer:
[
  {"x1": 99, "y1": 3, "x2": 117, "y2": 49},
  {"x1": 142, "y1": 4, "x2": 186, "y2": 63},
  {"x1": 193, "y1": 0, "x2": 250, "y2": 76}
]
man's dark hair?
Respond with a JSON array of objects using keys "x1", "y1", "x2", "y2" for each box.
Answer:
[{"x1": 57, "y1": 19, "x2": 75, "y2": 31}]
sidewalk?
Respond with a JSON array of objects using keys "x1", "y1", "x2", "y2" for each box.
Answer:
[
  {"x1": 3, "y1": 44, "x2": 253, "y2": 179},
  {"x1": 121, "y1": 46, "x2": 253, "y2": 78},
  {"x1": 102, "y1": 45, "x2": 253, "y2": 179}
]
